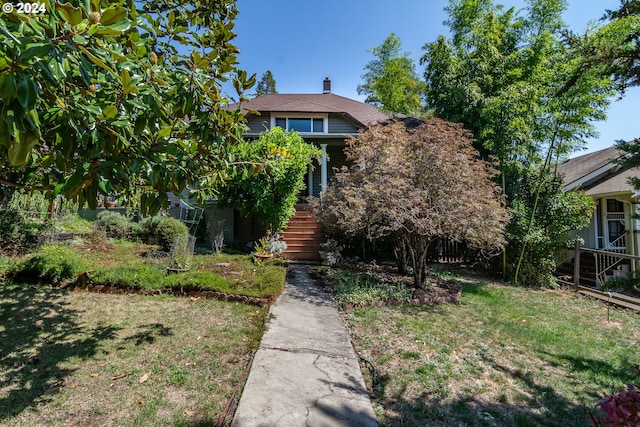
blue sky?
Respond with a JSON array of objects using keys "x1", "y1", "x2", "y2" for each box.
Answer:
[{"x1": 230, "y1": 0, "x2": 639, "y2": 157}]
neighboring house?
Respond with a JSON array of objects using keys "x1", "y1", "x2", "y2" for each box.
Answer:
[
  {"x1": 226, "y1": 78, "x2": 392, "y2": 258},
  {"x1": 557, "y1": 146, "x2": 640, "y2": 284},
  {"x1": 558, "y1": 146, "x2": 640, "y2": 254}
]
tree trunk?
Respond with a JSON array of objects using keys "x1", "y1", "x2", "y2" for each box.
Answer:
[
  {"x1": 405, "y1": 233, "x2": 432, "y2": 290},
  {"x1": 393, "y1": 233, "x2": 408, "y2": 275}
]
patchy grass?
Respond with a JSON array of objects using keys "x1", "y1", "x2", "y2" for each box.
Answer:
[
  {"x1": 0, "y1": 282, "x2": 267, "y2": 426},
  {"x1": 325, "y1": 268, "x2": 412, "y2": 305},
  {"x1": 344, "y1": 270, "x2": 640, "y2": 426},
  {"x1": 10, "y1": 240, "x2": 287, "y2": 302}
]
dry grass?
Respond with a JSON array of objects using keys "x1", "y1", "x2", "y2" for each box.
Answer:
[
  {"x1": 0, "y1": 283, "x2": 267, "y2": 426},
  {"x1": 344, "y1": 269, "x2": 640, "y2": 426}
]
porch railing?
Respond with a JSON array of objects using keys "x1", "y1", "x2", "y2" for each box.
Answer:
[{"x1": 605, "y1": 230, "x2": 627, "y2": 253}]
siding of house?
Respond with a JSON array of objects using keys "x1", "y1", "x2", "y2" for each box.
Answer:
[
  {"x1": 328, "y1": 113, "x2": 359, "y2": 134},
  {"x1": 246, "y1": 115, "x2": 270, "y2": 134}
]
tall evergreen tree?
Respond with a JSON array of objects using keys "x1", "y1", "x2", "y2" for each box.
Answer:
[{"x1": 256, "y1": 70, "x2": 277, "y2": 96}]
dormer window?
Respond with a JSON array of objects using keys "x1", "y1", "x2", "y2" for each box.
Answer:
[{"x1": 271, "y1": 114, "x2": 327, "y2": 133}]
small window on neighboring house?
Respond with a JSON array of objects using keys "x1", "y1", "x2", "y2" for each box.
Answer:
[{"x1": 272, "y1": 116, "x2": 327, "y2": 133}]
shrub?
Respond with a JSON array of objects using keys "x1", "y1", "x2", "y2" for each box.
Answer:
[
  {"x1": 0, "y1": 256, "x2": 17, "y2": 277},
  {"x1": 152, "y1": 216, "x2": 189, "y2": 251},
  {"x1": 603, "y1": 271, "x2": 640, "y2": 292},
  {"x1": 0, "y1": 210, "x2": 26, "y2": 254},
  {"x1": 94, "y1": 210, "x2": 132, "y2": 239},
  {"x1": 592, "y1": 366, "x2": 640, "y2": 427},
  {"x1": 14, "y1": 245, "x2": 90, "y2": 283}
]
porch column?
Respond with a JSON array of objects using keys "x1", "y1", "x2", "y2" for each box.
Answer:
[
  {"x1": 320, "y1": 144, "x2": 328, "y2": 192},
  {"x1": 307, "y1": 164, "x2": 314, "y2": 198}
]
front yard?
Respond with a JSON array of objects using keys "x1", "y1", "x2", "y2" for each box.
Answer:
[
  {"x1": 2, "y1": 234, "x2": 639, "y2": 426},
  {"x1": 0, "y1": 239, "x2": 286, "y2": 426},
  {"x1": 339, "y1": 268, "x2": 640, "y2": 426},
  {"x1": 0, "y1": 284, "x2": 267, "y2": 426}
]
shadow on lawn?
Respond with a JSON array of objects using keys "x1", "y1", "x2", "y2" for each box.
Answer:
[
  {"x1": 371, "y1": 358, "x2": 601, "y2": 427},
  {"x1": 122, "y1": 323, "x2": 173, "y2": 347},
  {"x1": 0, "y1": 284, "x2": 119, "y2": 421}
]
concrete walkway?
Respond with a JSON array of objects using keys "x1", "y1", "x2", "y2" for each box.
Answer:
[{"x1": 231, "y1": 265, "x2": 378, "y2": 427}]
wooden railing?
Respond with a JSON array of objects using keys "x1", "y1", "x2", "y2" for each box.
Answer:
[{"x1": 605, "y1": 231, "x2": 627, "y2": 253}]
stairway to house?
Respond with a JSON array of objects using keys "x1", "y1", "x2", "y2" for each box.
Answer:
[
  {"x1": 555, "y1": 253, "x2": 631, "y2": 288},
  {"x1": 555, "y1": 255, "x2": 598, "y2": 288},
  {"x1": 280, "y1": 205, "x2": 322, "y2": 261}
]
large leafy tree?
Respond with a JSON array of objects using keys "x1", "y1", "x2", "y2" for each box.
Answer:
[
  {"x1": 217, "y1": 127, "x2": 320, "y2": 234},
  {"x1": 357, "y1": 33, "x2": 425, "y2": 117},
  {"x1": 421, "y1": 0, "x2": 611, "y2": 285},
  {"x1": 0, "y1": 0, "x2": 255, "y2": 214},
  {"x1": 570, "y1": 0, "x2": 640, "y2": 183},
  {"x1": 314, "y1": 120, "x2": 508, "y2": 289}
]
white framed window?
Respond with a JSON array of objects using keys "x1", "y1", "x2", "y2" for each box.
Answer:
[{"x1": 270, "y1": 113, "x2": 328, "y2": 133}]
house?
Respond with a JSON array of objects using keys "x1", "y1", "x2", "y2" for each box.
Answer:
[
  {"x1": 556, "y1": 145, "x2": 640, "y2": 285},
  {"x1": 230, "y1": 78, "x2": 390, "y2": 197},
  {"x1": 226, "y1": 78, "x2": 392, "y2": 259}
]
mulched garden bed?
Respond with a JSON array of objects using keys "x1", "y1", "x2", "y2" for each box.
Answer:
[{"x1": 313, "y1": 263, "x2": 462, "y2": 309}]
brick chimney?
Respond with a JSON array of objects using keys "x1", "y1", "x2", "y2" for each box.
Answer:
[{"x1": 323, "y1": 77, "x2": 331, "y2": 94}]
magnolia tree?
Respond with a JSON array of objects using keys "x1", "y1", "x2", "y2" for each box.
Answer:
[
  {"x1": 0, "y1": 0, "x2": 254, "y2": 214},
  {"x1": 314, "y1": 120, "x2": 508, "y2": 289}
]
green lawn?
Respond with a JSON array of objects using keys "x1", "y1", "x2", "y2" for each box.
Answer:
[
  {"x1": 343, "y1": 270, "x2": 640, "y2": 426},
  {"x1": 6, "y1": 240, "x2": 286, "y2": 302}
]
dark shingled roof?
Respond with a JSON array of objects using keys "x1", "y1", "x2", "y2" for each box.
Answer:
[
  {"x1": 228, "y1": 93, "x2": 391, "y2": 127},
  {"x1": 556, "y1": 146, "x2": 640, "y2": 196}
]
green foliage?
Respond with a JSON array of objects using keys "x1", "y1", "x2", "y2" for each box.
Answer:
[
  {"x1": 140, "y1": 215, "x2": 189, "y2": 250},
  {"x1": 155, "y1": 217, "x2": 189, "y2": 252},
  {"x1": 503, "y1": 171, "x2": 594, "y2": 286},
  {"x1": 0, "y1": 255, "x2": 17, "y2": 277},
  {"x1": 256, "y1": 70, "x2": 277, "y2": 96},
  {"x1": 0, "y1": 210, "x2": 27, "y2": 254},
  {"x1": 0, "y1": 0, "x2": 255, "y2": 214},
  {"x1": 566, "y1": 0, "x2": 639, "y2": 96},
  {"x1": 421, "y1": 0, "x2": 613, "y2": 284},
  {"x1": 218, "y1": 127, "x2": 321, "y2": 233},
  {"x1": 167, "y1": 234, "x2": 194, "y2": 271},
  {"x1": 358, "y1": 33, "x2": 425, "y2": 117},
  {"x1": 603, "y1": 270, "x2": 640, "y2": 292},
  {"x1": 90, "y1": 265, "x2": 165, "y2": 288},
  {"x1": 7, "y1": 190, "x2": 51, "y2": 213},
  {"x1": 93, "y1": 210, "x2": 131, "y2": 239},
  {"x1": 327, "y1": 269, "x2": 412, "y2": 305},
  {"x1": 15, "y1": 245, "x2": 90, "y2": 283}
]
